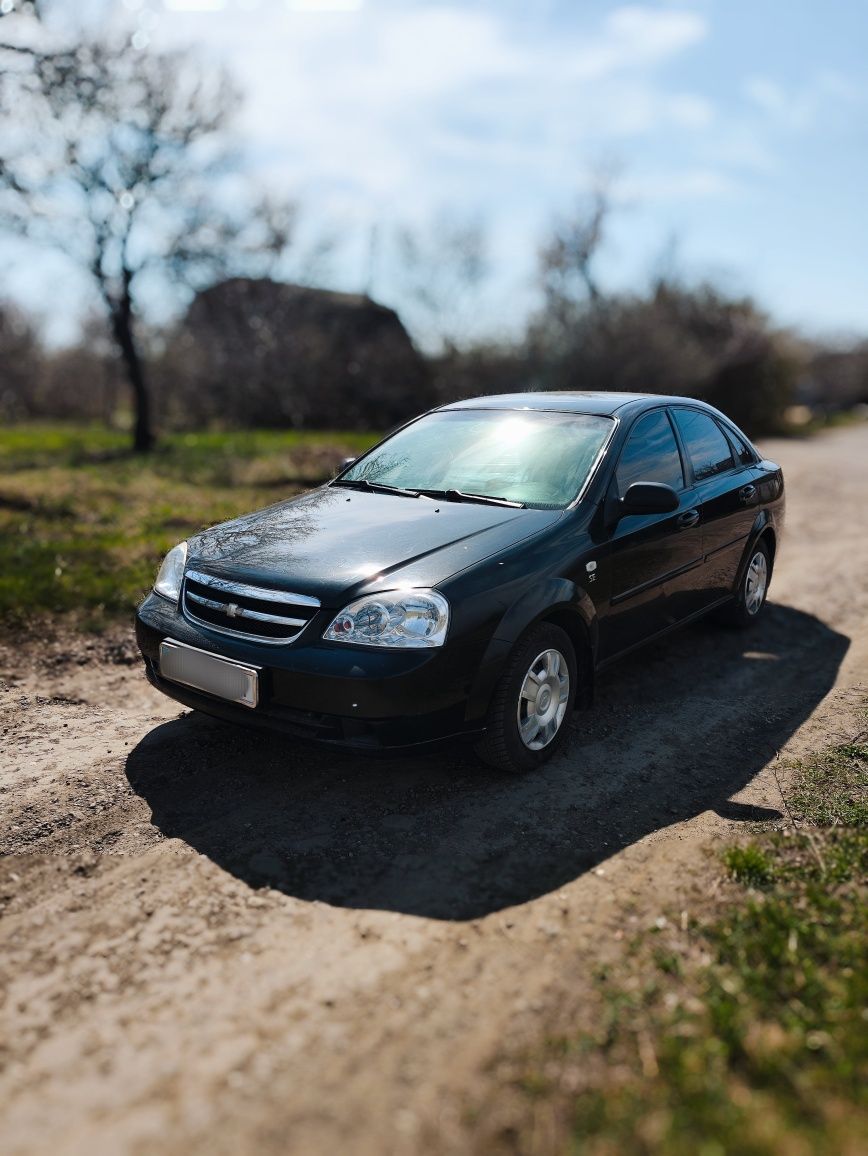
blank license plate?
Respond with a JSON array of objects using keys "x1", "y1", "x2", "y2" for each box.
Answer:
[{"x1": 159, "y1": 639, "x2": 259, "y2": 708}]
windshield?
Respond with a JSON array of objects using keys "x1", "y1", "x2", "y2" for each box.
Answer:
[{"x1": 338, "y1": 409, "x2": 613, "y2": 509}]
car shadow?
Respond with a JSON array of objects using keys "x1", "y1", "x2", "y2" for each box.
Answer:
[{"x1": 125, "y1": 603, "x2": 848, "y2": 920}]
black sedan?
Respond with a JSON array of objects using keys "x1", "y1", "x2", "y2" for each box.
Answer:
[{"x1": 135, "y1": 392, "x2": 785, "y2": 772}]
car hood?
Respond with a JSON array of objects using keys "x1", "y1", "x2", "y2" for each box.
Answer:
[{"x1": 187, "y1": 486, "x2": 562, "y2": 604}]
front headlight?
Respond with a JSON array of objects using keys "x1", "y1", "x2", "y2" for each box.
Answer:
[
  {"x1": 153, "y1": 541, "x2": 188, "y2": 604},
  {"x1": 324, "y1": 589, "x2": 449, "y2": 648}
]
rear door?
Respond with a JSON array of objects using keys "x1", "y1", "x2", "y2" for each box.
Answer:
[
  {"x1": 600, "y1": 408, "x2": 703, "y2": 660},
  {"x1": 669, "y1": 407, "x2": 760, "y2": 607}
]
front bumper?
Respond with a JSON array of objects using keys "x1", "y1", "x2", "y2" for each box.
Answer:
[{"x1": 135, "y1": 592, "x2": 487, "y2": 751}]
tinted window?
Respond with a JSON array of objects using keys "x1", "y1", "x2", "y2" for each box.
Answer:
[
  {"x1": 672, "y1": 409, "x2": 734, "y2": 481},
  {"x1": 721, "y1": 422, "x2": 757, "y2": 466},
  {"x1": 616, "y1": 410, "x2": 684, "y2": 496}
]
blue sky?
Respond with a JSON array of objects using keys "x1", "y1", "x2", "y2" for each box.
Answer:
[{"x1": 6, "y1": 0, "x2": 868, "y2": 347}]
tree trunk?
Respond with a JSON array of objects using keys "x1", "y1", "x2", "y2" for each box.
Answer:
[{"x1": 109, "y1": 296, "x2": 155, "y2": 453}]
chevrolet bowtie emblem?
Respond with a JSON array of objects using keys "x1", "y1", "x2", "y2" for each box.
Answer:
[{"x1": 226, "y1": 602, "x2": 241, "y2": 618}]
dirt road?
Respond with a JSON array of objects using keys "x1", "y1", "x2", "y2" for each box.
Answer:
[{"x1": 2, "y1": 424, "x2": 868, "y2": 1156}]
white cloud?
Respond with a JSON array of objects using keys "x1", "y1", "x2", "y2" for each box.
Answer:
[
  {"x1": 151, "y1": 3, "x2": 713, "y2": 213},
  {"x1": 164, "y1": 0, "x2": 229, "y2": 11},
  {"x1": 699, "y1": 124, "x2": 779, "y2": 177},
  {"x1": 744, "y1": 76, "x2": 787, "y2": 116},
  {"x1": 744, "y1": 69, "x2": 865, "y2": 132},
  {"x1": 620, "y1": 167, "x2": 739, "y2": 202},
  {"x1": 286, "y1": 1, "x2": 365, "y2": 10},
  {"x1": 666, "y1": 92, "x2": 714, "y2": 129},
  {"x1": 566, "y1": 4, "x2": 707, "y2": 80}
]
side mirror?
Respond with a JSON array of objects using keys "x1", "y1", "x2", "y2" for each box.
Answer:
[
  {"x1": 619, "y1": 481, "x2": 679, "y2": 517},
  {"x1": 341, "y1": 457, "x2": 356, "y2": 470}
]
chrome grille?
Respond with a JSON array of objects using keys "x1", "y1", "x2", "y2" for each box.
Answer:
[{"x1": 182, "y1": 569, "x2": 320, "y2": 644}]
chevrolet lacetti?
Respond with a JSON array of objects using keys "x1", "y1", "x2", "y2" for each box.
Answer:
[{"x1": 135, "y1": 393, "x2": 785, "y2": 773}]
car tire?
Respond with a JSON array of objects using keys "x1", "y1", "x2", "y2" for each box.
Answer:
[
  {"x1": 474, "y1": 622, "x2": 578, "y2": 774},
  {"x1": 717, "y1": 539, "x2": 772, "y2": 628}
]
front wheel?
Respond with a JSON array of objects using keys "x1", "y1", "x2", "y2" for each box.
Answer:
[
  {"x1": 717, "y1": 540, "x2": 771, "y2": 628},
  {"x1": 474, "y1": 623, "x2": 577, "y2": 774}
]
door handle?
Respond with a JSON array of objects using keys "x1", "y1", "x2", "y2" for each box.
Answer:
[
  {"x1": 739, "y1": 484, "x2": 757, "y2": 504},
  {"x1": 677, "y1": 509, "x2": 700, "y2": 529}
]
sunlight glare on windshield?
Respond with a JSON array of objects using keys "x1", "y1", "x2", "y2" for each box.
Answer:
[{"x1": 493, "y1": 416, "x2": 537, "y2": 447}]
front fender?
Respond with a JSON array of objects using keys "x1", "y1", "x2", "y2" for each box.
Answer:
[{"x1": 463, "y1": 578, "x2": 598, "y2": 724}]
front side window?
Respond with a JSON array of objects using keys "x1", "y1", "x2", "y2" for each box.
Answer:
[
  {"x1": 672, "y1": 408, "x2": 734, "y2": 481},
  {"x1": 339, "y1": 409, "x2": 613, "y2": 509},
  {"x1": 616, "y1": 410, "x2": 684, "y2": 496}
]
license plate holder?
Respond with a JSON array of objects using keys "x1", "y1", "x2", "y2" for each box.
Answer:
[{"x1": 159, "y1": 639, "x2": 260, "y2": 709}]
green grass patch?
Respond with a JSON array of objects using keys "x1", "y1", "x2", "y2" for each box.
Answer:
[
  {"x1": 788, "y1": 739, "x2": 868, "y2": 829},
  {"x1": 0, "y1": 422, "x2": 379, "y2": 631},
  {"x1": 495, "y1": 712, "x2": 868, "y2": 1155},
  {"x1": 723, "y1": 843, "x2": 776, "y2": 887}
]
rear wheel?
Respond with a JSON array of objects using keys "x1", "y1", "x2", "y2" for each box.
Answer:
[
  {"x1": 717, "y1": 540, "x2": 771, "y2": 627},
  {"x1": 474, "y1": 623, "x2": 577, "y2": 774}
]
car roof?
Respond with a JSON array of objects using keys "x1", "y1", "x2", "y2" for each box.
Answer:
[{"x1": 438, "y1": 391, "x2": 711, "y2": 418}]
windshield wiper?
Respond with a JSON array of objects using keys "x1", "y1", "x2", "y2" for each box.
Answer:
[
  {"x1": 332, "y1": 478, "x2": 420, "y2": 498},
  {"x1": 333, "y1": 479, "x2": 524, "y2": 507},
  {"x1": 416, "y1": 488, "x2": 524, "y2": 508}
]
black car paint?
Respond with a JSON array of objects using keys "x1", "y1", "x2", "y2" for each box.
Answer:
[{"x1": 135, "y1": 393, "x2": 784, "y2": 750}]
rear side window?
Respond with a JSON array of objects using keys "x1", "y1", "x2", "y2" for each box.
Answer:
[
  {"x1": 616, "y1": 410, "x2": 684, "y2": 496},
  {"x1": 672, "y1": 409, "x2": 734, "y2": 481},
  {"x1": 721, "y1": 422, "x2": 757, "y2": 466}
]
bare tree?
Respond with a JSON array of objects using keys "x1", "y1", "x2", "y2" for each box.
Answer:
[
  {"x1": 537, "y1": 172, "x2": 619, "y2": 332},
  {"x1": 0, "y1": 15, "x2": 294, "y2": 450},
  {"x1": 393, "y1": 211, "x2": 490, "y2": 352},
  {"x1": 0, "y1": 299, "x2": 44, "y2": 421}
]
